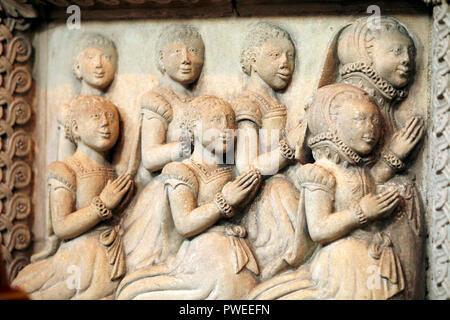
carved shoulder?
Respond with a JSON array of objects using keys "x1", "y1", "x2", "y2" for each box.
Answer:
[
  {"x1": 47, "y1": 161, "x2": 76, "y2": 195},
  {"x1": 231, "y1": 97, "x2": 262, "y2": 128},
  {"x1": 162, "y1": 162, "x2": 199, "y2": 198},
  {"x1": 140, "y1": 91, "x2": 173, "y2": 123},
  {"x1": 296, "y1": 163, "x2": 336, "y2": 192}
]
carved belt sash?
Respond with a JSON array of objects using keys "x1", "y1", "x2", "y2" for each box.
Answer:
[
  {"x1": 209, "y1": 225, "x2": 259, "y2": 276},
  {"x1": 97, "y1": 224, "x2": 126, "y2": 281}
]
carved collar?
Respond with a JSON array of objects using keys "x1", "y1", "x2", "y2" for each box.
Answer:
[
  {"x1": 308, "y1": 131, "x2": 376, "y2": 168},
  {"x1": 339, "y1": 62, "x2": 408, "y2": 102},
  {"x1": 188, "y1": 159, "x2": 233, "y2": 183},
  {"x1": 246, "y1": 89, "x2": 287, "y2": 119}
]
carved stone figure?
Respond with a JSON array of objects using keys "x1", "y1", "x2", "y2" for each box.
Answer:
[
  {"x1": 57, "y1": 33, "x2": 118, "y2": 161},
  {"x1": 11, "y1": 95, "x2": 133, "y2": 299},
  {"x1": 317, "y1": 16, "x2": 426, "y2": 298},
  {"x1": 116, "y1": 95, "x2": 261, "y2": 300},
  {"x1": 249, "y1": 83, "x2": 407, "y2": 300},
  {"x1": 121, "y1": 24, "x2": 206, "y2": 273},
  {"x1": 232, "y1": 22, "x2": 313, "y2": 280}
]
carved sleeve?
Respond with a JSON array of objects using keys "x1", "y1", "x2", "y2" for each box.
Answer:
[
  {"x1": 140, "y1": 91, "x2": 173, "y2": 125},
  {"x1": 231, "y1": 97, "x2": 262, "y2": 128},
  {"x1": 162, "y1": 162, "x2": 199, "y2": 198},
  {"x1": 296, "y1": 163, "x2": 336, "y2": 196},
  {"x1": 162, "y1": 162, "x2": 222, "y2": 238},
  {"x1": 47, "y1": 161, "x2": 76, "y2": 198},
  {"x1": 296, "y1": 164, "x2": 359, "y2": 244},
  {"x1": 47, "y1": 161, "x2": 104, "y2": 240}
]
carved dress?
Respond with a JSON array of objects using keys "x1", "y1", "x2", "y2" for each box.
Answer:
[
  {"x1": 249, "y1": 144, "x2": 406, "y2": 300},
  {"x1": 116, "y1": 159, "x2": 259, "y2": 300},
  {"x1": 232, "y1": 89, "x2": 312, "y2": 280},
  {"x1": 339, "y1": 64, "x2": 424, "y2": 298},
  {"x1": 122, "y1": 87, "x2": 194, "y2": 272},
  {"x1": 11, "y1": 155, "x2": 125, "y2": 300}
]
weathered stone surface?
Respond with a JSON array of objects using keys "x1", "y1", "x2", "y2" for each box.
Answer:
[{"x1": 1, "y1": 0, "x2": 443, "y2": 300}]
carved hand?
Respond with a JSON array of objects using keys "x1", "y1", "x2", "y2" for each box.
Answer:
[
  {"x1": 99, "y1": 173, "x2": 133, "y2": 210},
  {"x1": 221, "y1": 169, "x2": 261, "y2": 207},
  {"x1": 359, "y1": 189, "x2": 400, "y2": 221},
  {"x1": 388, "y1": 116, "x2": 425, "y2": 160}
]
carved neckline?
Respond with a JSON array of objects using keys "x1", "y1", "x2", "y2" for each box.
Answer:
[
  {"x1": 339, "y1": 62, "x2": 408, "y2": 101},
  {"x1": 67, "y1": 157, "x2": 115, "y2": 176},
  {"x1": 156, "y1": 86, "x2": 194, "y2": 104},
  {"x1": 246, "y1": 89, "x2": 287, "y2": 116},
  {"x1": 188, "y1": 159, "x2": 233, "y2": 183},
  {"x1": 308, "y1": 131, "x2": 376, "y2": 167}
]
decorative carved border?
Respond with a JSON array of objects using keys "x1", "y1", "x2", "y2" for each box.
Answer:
[
  {"x1": 429, "y1": 0, "x2": 450, "y2": 300},
  {"x1": 0, "y1": 3, "x2": 34, "y2": 283}
]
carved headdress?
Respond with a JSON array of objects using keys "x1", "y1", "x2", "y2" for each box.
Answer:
[
  {"x1": 316, "y1": 16, "x2": 415, "y2": 101},
  {"x1": 306, "y1": 83, "x2": 380, "y2": 166}
]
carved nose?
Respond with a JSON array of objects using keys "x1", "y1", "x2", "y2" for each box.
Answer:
[
  {"x1": 181, "y1": 48, "x2": 190, "y2": 64},
  {"x1": 94, "y1": 55, "x2": 102, "y2": 67},
  {"x1": 400, "y1": 52, "x2": 410, "y2": 66}
]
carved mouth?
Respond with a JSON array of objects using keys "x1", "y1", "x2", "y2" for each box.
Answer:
[
  {"x1": 98, "y1": 131, "x2": 111, "y2": 138},
  {"x1": 277, "y1": 72, "x2": 291, "y2": 81},
  {"x1": 397, "y1": 68, "x2": 411, "y2": 77},
  {"x1": 179, "y1": 68, "x2": 192, "y2": 74},
  {"x1": 362, "y1": 136, "x2": 376, "y2": 144},
  {"x1": 94, "y1": 72, "x2": 105, "y2": 78}
]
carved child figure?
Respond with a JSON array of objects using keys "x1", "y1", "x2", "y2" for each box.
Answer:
[
  {"x1": 249, "y1": 84, "x2": 406, "y2": 300},
  {"x1": 318, "y1": 16, "x2": 425, "y2": 298},
  {"x1": 116, "y1": 96, "x2": 261, "y2": 300},
  {"x1": 57, "y1": 33, "x2": 118, "y2": 161},
  {"x1": 233, "y1": 22, "x2": 313, "y2": 280},
  {"x1": 121, "y1": 24, "x2": 206, "y2": 272},
  {"x1": 12, "y1": 95, "x2": 133, "y2": 299}
]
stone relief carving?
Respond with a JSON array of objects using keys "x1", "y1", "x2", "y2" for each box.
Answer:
[
  {"x1": 121, "y1": 24, "x2": 205, "y2": 274},
  {"x1": 7, "y1": 11, "x2": 436, "y2": 300},
  {"x1": 315, "y1": 16, "x2": 426, "y2": 299},
  {"x1": 117, "y1": 95, "x2": 261, "y2": 300},
  {"x1": 249, "y1": 83, "x2": 406, "y2": 299},
  {"x1": 11, "y1": 95, "x2": 133, "y2": 299},
  {"x1": 0, "y1": 3, "x2": 34, "y2": 283},
  {"x1": 232, "y1": 22, "x2": 313, "y2": 281},
  {"x1": 429, "y1": 1, "x2": 450, "y2": 300},
  {"x1": 57, "y1": 33, "x2": 118, "y2": 161}
]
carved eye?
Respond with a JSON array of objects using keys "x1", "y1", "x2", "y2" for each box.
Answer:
[
  {"x1": 107, "y1": 112, "x2": 114, "y2": 119},
  {"x1": 90, "y1": 113, "x2": 100, "y2": 119},
  {"x1": 391, "y1": 47, "x2": 402, "y2": 55},
  {"x1": 372, "y1": 117, "x2": 380, "y2": 125}
]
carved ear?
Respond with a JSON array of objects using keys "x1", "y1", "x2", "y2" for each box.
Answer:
[
  {"x1": 73, "y1": 61, "x2": 82, "y2": 80},
  {"x1": 71, "y1": 120, "x2": 80, "y2": 141},
  {"x1": 158, "y1": 51, "x2": 166, "y2": 73}
]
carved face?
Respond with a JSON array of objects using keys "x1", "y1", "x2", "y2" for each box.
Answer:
[
  {"x1": 75, "y1": 102, "x2": 120, "y2": 152},
  {"x1": 334, "y1": 98, "x2": 381, "y2": 156},
  {"x1": 370, "y1": 30, "x2": 415, "y2": 88},
  {"x1": 195, "y1": 107, "x2": 236, "y2": 155},
  {"x1": 253, "y1": 37, "x2": 295, "y2": 90},
  {"x1": 76, "y1": 48, "x2": 116, "y2": 90},
  {"x1": 161, "y1": 39, "x2": 204, "y2": 85}
]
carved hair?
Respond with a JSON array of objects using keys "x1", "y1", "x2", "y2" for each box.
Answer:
[
  {"x1": 182, "y1": 95, "x2": 235, "y2": 133},
  {"x1": 72, "y1": 33, "x2": 118, "y2": 80},
  {"x1": 64, "y1": 95, "x2": 119, "y2": 144},
  {"x1": 155, "y1": 24, "x2": 205, "y2": 73},
  {"x1": 240, "y1": 22, "x2": 294, "y2": 76}
]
